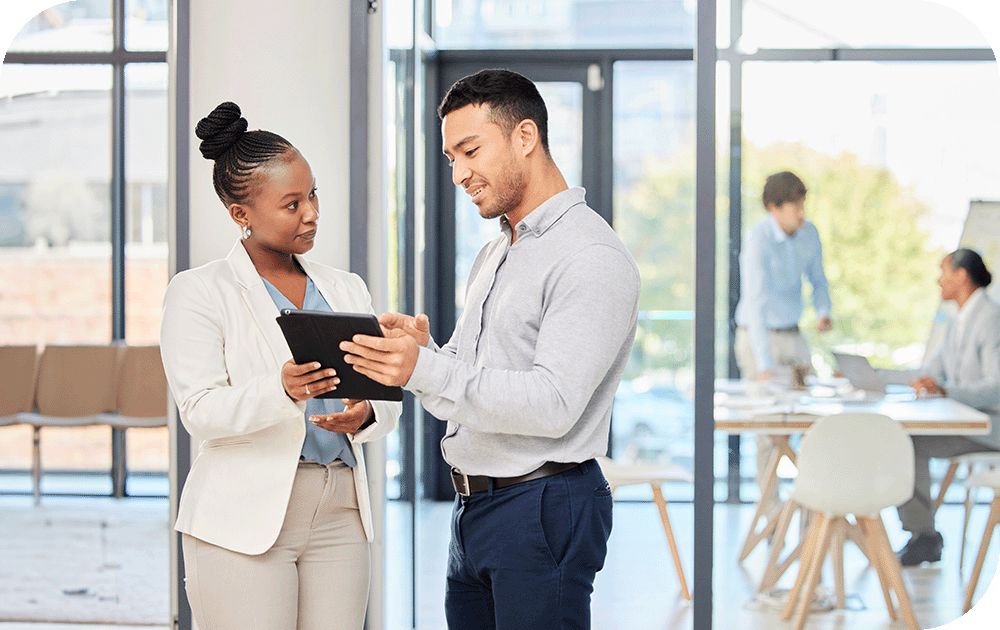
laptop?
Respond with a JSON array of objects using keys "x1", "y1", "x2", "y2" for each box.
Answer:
[{"x1": 831, "y1": 351, "x2": 916, "y2": 401}]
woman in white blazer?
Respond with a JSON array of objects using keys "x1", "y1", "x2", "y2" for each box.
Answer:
[
  {"x1": 160, "y1": 102, "x2": 401, "y2": 630},
  {"x1": 891, "y1": 248, "x2": 1000, "y2": 566}
]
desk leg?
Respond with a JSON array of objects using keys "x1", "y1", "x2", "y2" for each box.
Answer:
[
  {"x1": 739, "y1": 435, "x2": 792, "y2": 563},
  {"x1": 760, "y1": 499, "x2": 798, "y2": 591}
]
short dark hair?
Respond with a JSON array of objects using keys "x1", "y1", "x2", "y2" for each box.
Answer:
[
  {"x1": 762, "y1": 171, "x2": 807, "y2": 209},
  {"x1": 195, "y1": 101, "x2": 295, "y2": 206},
  {"x1": 949, "y1": 248, "x2": 993, "y2": 288},
  {"x1": 437, "y1": 68, "x2": 550, "y2": 153}
]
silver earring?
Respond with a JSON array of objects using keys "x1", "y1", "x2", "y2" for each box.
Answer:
[{"x1": 241, "y1": 225, "x2": 252, "y2": 240}]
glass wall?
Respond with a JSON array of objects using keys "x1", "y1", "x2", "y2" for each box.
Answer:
[
  {"x1": 740, "y1": 0, "x2": 989, "y2": 49},
  {"x1": 610, "y1": 61, "x2": 695, "y2": 491},
  {"x1": 0, "y1": 1, "x2": 168, "y2": 494},
  {"x1": 742, "y1": 61, "x2": 1000, "y2": 370},
  {"x1": 380, "y1": 0, "x2": 998, "y2": 627},
  {"x1": 714, "y1": 4, "x2": 998, "y2": 630},
  {"x1": 435, "y1": 0, "x2": 695, "y2": 49}
]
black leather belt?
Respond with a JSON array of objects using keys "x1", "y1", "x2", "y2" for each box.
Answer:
[
  {"x1": 770, "y1": 325, "x2": 800, "y2": 333},
  {"x1": 451, "y1": 461, "x2": 581, "y2": 496},
  {"x1": 737, "y1": 325, "x2": 800, "y2": 333}
]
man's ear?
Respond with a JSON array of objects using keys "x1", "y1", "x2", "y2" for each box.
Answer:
[{"x1": 514, "y1": 118, "x2": 540, "y2": 157}]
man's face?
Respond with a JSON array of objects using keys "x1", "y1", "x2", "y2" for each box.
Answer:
[
  {"x1": 441, "y1": 104, "x2": 526, "y2": 220},
  {"x1": 938, "y1": 255, "x2": 964, "y2": 301},
  {"x1": 768, "y1": 197, "x2": 806, "y2": 235}
]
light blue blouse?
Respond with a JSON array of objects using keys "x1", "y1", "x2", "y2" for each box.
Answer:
[
  {"x1": 734, "y1": 216, "x2": 832, "y2": 371},
  {"x1": 261, "y1": 275, "x2": 356, "y2": 467}
]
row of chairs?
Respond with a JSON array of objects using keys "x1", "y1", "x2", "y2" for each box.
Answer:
[{"x1": 0, "y1": 344, "x2": 168, "y2": 503}]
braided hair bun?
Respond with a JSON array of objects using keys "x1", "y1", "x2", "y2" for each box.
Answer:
[
  {"x1": 196, "y1": 101, "x2": 249, "y2": 160},
  {"x1": 195, "y1": 101, "x2": 295, "y2": 205}
]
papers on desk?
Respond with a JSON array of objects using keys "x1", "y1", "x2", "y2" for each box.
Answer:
[
  {"x1": 714, "y1": 391, "x2": 822, "y2": 418},
  {"x1": 740, "y1": 404, "x2": 824, "y2": 418},
  {"x1": 713, "y1": 393, "x2": 777, "y2": 408}
]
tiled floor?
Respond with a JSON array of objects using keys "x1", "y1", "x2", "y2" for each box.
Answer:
[
  {"x1": 386, "y1": 499, "x2": 1000, "y2": 629},
  {"x1": 1, "y1": 492, "x2": 997, "y2": 629}
]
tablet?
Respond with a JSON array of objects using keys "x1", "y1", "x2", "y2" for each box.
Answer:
[{"x1": 275, "y1": 309, "x2": 404, "y2": 401}]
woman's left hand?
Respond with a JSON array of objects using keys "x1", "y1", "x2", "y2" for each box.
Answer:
[{"x1": 309, "y1": 399, "x2": 373, "y2": 433}]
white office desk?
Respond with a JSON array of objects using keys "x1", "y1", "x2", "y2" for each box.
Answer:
[
  {"x1": 715, "y1": 394, "x2": 990, "y2": 436},
  {"x1": 713, "y1": 379, "x2": 990, "y2": 579}
]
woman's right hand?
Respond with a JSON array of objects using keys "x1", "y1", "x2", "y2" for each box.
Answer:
[{"x1": 281, "y1": 360, "x2": 340, "y2": 402}]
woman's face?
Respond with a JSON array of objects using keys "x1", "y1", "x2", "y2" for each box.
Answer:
[
  {"x1": 234, "y1": 150, "x2": 319, "y2": 256},
  {"x1": 938, "y1": 255, "x2": 966, "y2": 301}
]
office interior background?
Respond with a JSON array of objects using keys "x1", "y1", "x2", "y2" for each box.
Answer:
[{"x1": 2, "y1": 0, "x2": 1000, "y2": 628}]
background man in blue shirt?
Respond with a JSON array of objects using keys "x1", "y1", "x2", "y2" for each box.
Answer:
[{"x1": 734, "y1": 171, "x2": 832, "y2": 507}]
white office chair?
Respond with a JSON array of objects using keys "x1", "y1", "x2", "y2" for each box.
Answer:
[
  {"x1": 598, "y1": 456, "x2": 692, "y2": 600},
  {"x1": 781, "y1": 413, "x2": 919, "y2": 630},
  {"x1": 934, "y1": 451, "x2": 1000, "y2": 572},
  {"x1": 961, "y1": 468, "x2": 1000, "y2": 612}
]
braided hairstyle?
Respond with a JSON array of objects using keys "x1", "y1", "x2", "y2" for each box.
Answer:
[{"x1": 195, "y1": 102, "x2": 295, "y2": 206}]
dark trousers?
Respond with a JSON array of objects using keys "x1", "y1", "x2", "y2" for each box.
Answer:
[{"x1": 444, "y1": 459, "x2": 613, "y2": 630}]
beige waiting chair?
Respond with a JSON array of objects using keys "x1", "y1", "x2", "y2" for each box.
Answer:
[
  {"x1": 18, "y1": 345, "x2": 118, "y2": 504},
  {"x1": 97, "y1": 345, "x2": 169, "y2": 497},
  {"x1": 961, "y1": 469, "x2": 1000, "y2": 612},
  {"x1": 782, "y1": 413, "x2": 919, "y2": 630},
  {"x1": 0, "y1": 346, "x2": 38, "y2": 426},
  {"x1": 933, "y1": 451, "x2": 1000, "y2": 572},
  {"x1": 98, "y1": 345, "x2": 168, "y2": 429},
  {"x1": 598, "y1": 456, "x2": 692, "y2": 600}
]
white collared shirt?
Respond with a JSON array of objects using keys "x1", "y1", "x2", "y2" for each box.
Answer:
[
  {"x1": 405, "y1": 187, "x2": 641, "y2": 477},
  {"x1": 956, "y1": 287, "x2": 986, "y2": 346}
]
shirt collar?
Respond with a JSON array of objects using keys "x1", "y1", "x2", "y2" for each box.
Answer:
[
  {"x1": 959, "y1": 287, "x2": 985, "y2": 323},
  {"x1": 502, "y1": 187, "x2": 587, "y2": 239},
  {"x1": 768, "y1": 214, "x2": 791, "y2": 242}
]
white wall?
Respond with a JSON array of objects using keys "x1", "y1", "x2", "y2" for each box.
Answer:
[{"x1": 186, "y1": 0, "x2": 352, "y2": 270}]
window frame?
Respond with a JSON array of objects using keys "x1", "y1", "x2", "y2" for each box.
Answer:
[{"x1": 2, "y1": 0, "x2": 168, "y2": 498}]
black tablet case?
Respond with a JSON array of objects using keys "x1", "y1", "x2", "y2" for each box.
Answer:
[{"x1": 275, "y1": 309, "x2": 404, "y2": 402}]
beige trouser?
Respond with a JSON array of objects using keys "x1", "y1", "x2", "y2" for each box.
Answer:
[
  {"x1": 734, "y1": 327, "x2": 811, "y2": 508},
  {"x1": 182, "y1": 461, "x2": 370, "y2": 630}
]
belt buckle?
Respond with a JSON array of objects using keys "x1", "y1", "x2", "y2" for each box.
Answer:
[{"x1": 450, "y1": 467, "x2": 471, "y2": 496}]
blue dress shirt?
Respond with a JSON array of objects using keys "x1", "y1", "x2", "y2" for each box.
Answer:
[
  {"x1": 261, "y1": 275, "x2": 356, "y2": 467},
  {"x1": 734, "y1": 216, "x2": 831, "y2": 371}
]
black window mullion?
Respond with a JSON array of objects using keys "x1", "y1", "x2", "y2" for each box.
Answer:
[
  {"x1": 1, "y1": 51, "x2": 165, "y2": 64},
  {"x1": 110, "y1": 0, "x2": 128, "y2": 498}
]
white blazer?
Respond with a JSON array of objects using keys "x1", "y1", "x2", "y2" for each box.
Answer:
[
  {"x1": 160, "y1": 241, "x2": 401, "y2": 555},
  {"x1": 923, "y1": 293, "x2": 1000, "y2": 449}
]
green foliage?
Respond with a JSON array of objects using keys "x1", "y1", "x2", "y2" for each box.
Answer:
[
  {"x1": 744, "y1": 143, "x2": 943, "y2": 367},
  {"x1": 615, "y1": 141, "x2": 942, "y2": 378}
]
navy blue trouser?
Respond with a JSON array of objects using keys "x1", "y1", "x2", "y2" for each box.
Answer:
[{"x1": 444, "y1": 459, "x2": 613, "y2": 630}]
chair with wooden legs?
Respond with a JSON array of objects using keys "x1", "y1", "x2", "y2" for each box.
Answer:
[
  {"x1": 961, "y1": 469, "x2": 1000, "y2": 613},
  {"x1": 737, "y1": 433, "x2": 799, "y2": 564},
  {"x1": 759, "y1": 499, "x2": 873, "y2": 609},
  {"x1": 933, "y1": 451, "x2": 1000, "y2": 573},
  {"x1": 598, "y1": 456, "x2": 692, "y2": 600},
  {"x1": 781, "y1": 413, "x2": 919, "y2": 630}
]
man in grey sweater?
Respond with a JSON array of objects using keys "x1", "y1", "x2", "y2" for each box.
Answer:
[{"x1": 340, "y1": 69, "x2": 640, "y2": 629}]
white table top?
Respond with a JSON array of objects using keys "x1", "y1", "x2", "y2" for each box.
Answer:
[{"x1": 713, "y1": 379, "x2": 990, "y2": 436}]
